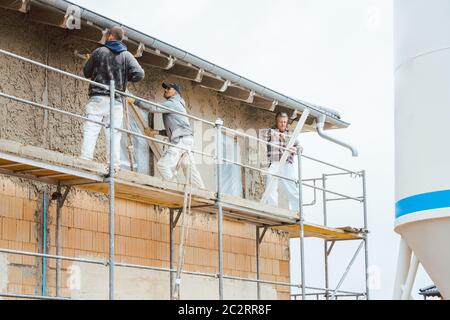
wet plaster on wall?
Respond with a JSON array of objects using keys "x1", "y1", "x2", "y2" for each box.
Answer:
[
  {"x1": 0, "y1": 9, "x2": 290, "y2": 295},
  {"x1": 0, "y1": 8, "x2": 276, "y2": 196},
  {"x1": 0, "y1": 7, "x2": 291, "y2": 200}
]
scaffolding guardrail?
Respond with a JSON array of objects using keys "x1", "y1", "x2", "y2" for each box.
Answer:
[{"x1": 0, "y1": 48, "x2": 369, "y2": 301}]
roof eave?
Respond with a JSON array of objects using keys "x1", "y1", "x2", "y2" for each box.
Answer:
[{"x1": 4, "y1": 0, "x2": 351, "y2": 130}]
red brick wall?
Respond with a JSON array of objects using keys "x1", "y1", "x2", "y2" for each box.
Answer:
[{"x1": 0, "y1": 176, "x2": 291, "y2": 299}]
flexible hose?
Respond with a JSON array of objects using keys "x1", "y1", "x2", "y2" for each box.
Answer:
[{"x1": 172, "y1": 152, "x2": 193, "y2": 300}]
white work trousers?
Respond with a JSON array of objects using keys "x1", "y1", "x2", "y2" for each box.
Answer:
[
  {"x1": 264, "y1": 161, "x2": 300, "y2": 211},
  {"x1": 157, "y1": 136, "x2": 205, "y2": 189},
  {"x1": 80, "y1": 96, "x2": 123, "y2": 165}
]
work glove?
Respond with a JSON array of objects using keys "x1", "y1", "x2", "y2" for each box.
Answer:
[
  {"x1": 144, "y1": 128, "x2": 160, "y2": 138},
  {"x1": 127, "y1": 97, "x2": 136, "y2": 105}
]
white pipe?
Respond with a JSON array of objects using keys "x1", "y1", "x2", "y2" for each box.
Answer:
[
  {"x1": 316, "y1": 115, "x2": 358, "y2": 157},
  {"x1": 393, "y1": 238, "x2": 412, "y2": 299},
  {"x1": 401, "y1": 254, "x2": 419, "y2": 300}
]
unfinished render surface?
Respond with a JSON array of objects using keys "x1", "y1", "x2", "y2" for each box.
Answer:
[{"x1": 0, "y1": 0, "x2": 350, "y2": 131}]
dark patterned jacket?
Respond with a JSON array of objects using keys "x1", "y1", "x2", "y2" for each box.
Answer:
[{"x1": 83, "y1": 41, "x2": 145, "y2": 99}]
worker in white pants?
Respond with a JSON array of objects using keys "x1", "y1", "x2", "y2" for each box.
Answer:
[
  {"x1": 80, "y1": 25, "x2": 145, "y2": 165},
  {"x1": 134, "y1": 82, "x2": 205, "y2": 189},
  {"x1": 80, "y1": 96, "x2": 123, "y2": 165},
  {"x1": 157, "y1": 135, "x2": 205, "y2": 189},
  {"x1": 263, "y1": 111, "x2": 301, "y2": 211},
  {"x1": 265, "y1": 159, "x2": 299, "y2": 212}
]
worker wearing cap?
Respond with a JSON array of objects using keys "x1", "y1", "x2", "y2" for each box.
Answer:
[
  {"x1": 263, "y1": 112, "x2": 302, "y2": 211},
  {"x1": 134, "y1": 82, "x2": 205, "y2": 189}
]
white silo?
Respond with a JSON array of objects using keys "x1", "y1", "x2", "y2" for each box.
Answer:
[{"x1": 393, "y1": 0, "x2": 450, "y2": 300}]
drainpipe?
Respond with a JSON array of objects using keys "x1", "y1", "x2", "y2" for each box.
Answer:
[{"x1": 316, "y1": 114, "x2": 358, "y2": 157}]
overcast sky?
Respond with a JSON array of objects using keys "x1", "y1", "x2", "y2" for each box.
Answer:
[{"x1": 70, "y1": 0, "x2": 431, "y2": 299}]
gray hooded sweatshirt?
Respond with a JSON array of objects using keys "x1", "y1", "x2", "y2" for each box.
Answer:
[{"x1": 136, "y1": 94, "x2": 193, "y2": 143}]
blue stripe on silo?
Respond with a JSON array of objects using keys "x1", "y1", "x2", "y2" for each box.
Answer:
[{"x1": 396, "y1": 190, "x2": 450, "y2": 218}]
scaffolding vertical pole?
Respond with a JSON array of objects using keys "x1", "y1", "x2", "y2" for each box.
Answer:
[
  {"x1": 55, "y1": 186, "x2": 62, "y2": 297},
  {"x1": 322, "y1": 174, "x2": 329, "y2": 300},
  {"x1": 256, "y1": 226, "x2": 261, "y2": 300},
  {"x1": 41, "y1": 191, "x2": 48, "y2": 297},
  {"x1": 215, "y1": 118, "x2": 224, "y2": 300},
  {"x1": 169, "y1": 209, "x2": 174, "y2": 300},
  {"x1": 55, "y1": 185, "x2": 70, "y2": 297},
  {"x1": 362, "y1": 170, "x2": 370, "y2": 300},
  {"x1": 297, "y1": 148, "x2": 306, "y2": 300},
  {"x1": 108, "y1": 80, "x2": 116, "y2": 300}
]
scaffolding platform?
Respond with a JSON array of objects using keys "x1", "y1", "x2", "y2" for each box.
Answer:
[
  {"x1": 0, "y1": 139, "x2": 363, "y2": 241},
  {"x1": 276, "y1": 224, "x2": 363, "y2": 240}
]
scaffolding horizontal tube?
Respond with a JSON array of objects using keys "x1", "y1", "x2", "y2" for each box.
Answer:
[
  {"x1": 117, "y1": 127, "x2": 299, "y2": 183},
  {"x1": 293, "y1": 286, "x2": 365, "y2": 296},
  {"x1": 327, "y1": 197, "x2": 364, "y2": 202},
  {"x1": 117, "y1": 127, "x2": 215, "y2": 160},
  {"x1": 115, "y1": 262, "x2": 175, "y2": 273},
  {"x1": 119, "y1": 91, "x2": 216, "y2": 127},
  {"x1": 221, "y1": 126, "x2": 293, "y2": 153},
  {"x1": 0, "y1": 292, "x2": 72, "y2": 300},
  {"x1": 0, "y1": 91, "x2": 105, "y2": 127},
  {"x1": 292, "y1": 293, "x2": 365, "y2": 297},
  {"x1": 291, "y1": 292, "x2": 365, "y2": 298},
  {"x1": 302, "y1": 183, "x2": 363, "y2": 202},
  {"x1": 127, "y1": 122, "x2": 364, "y2": 192},
  {"x1": 222, "y1": 157, "x2": 298, "y2": 183},
  {"x1": 302, "y1": 154, "x2": 361, "y2": 176},
  {"x1": 116, "y1": 262, "x2": 217, "y2": 279},
  {"x1": 302, "y1": 177, "x2": 324, "y2": 182},
  {"x1": 0, "y1": 248, "x2": 107, "y2": 266},
  {"x1": 222, "y1": 274, "x2": 297, "y2": 287},
  {"x1": 324, "y1": 171, "x2": 363, "y2": 177},
  {"x1": 332, "y1": 238, "x2": 366, "y2": 242}
]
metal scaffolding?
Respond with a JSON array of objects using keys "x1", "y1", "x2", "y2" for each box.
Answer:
[{"x1": 0, "y1": 48, "x2": 369, "y2": 300}]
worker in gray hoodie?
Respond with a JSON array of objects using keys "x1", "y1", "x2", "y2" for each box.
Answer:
[
  {"x1": 134, "y1": 82, "x2": 205, "y2": 189},
  {"x1": 80, "y1": 26, "x2": 145, "y2": 166}
]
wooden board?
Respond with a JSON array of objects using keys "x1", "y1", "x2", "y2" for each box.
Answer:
[
  {"x1": 128, "y1": 100, "x2": 164, "y2": 160},
  {"x1": 220, "y1": 194, "x2": 298, "y2": 225},
  {"x1": 275, "y1": 224, "x2": 364, "y2": 240},
  {"x1": 80, "y1": 180, "x2": 214, "y2": 209}
]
